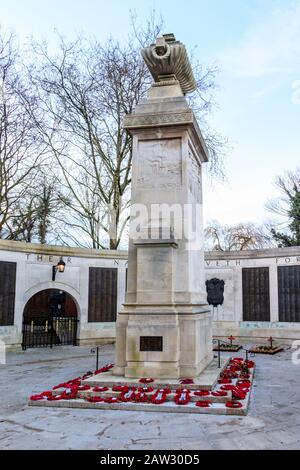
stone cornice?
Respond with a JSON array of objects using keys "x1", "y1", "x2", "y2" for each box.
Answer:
[
  {"x1": 205, "y1": 246, "x2": 300, "y2": 260},
  {"x1": 124, "y1": 109, "x2": 209, "y2": 162},
  {"x1": 0, "y1": 239, "x2": 299, "y2": 261},
  {"x1": 0, "y1": 239, "x2": 128, "y2": 260},
  {"x1": 124, "y1": 110, "x2": 194, "y2": 128}
]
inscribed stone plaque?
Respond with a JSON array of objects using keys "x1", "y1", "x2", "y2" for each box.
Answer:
[{"x1": 140, "y1": 336, "x2": 163, "y2": 351}]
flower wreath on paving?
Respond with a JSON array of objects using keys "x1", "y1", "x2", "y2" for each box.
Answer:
[
  {"x1": 135, "y1": 391, "x2": 149, "y2": 403},
  {"x1": 104, "y1": 396, "x2": 119, "y2": 404},
  {"x1": 179, "y1": 378, "x2": 194, "y2": 385},
  {"x1": 93, "y1": 386, "x2": 109, "y2": 392},
  {"x1": 194, "y1": 390, "x2": 210, "y2": 397},
  {"x1": 174, "y1": 388, "x2": 191, "y2": 405},
  {"x1": 139, "y1": 378, "x2": 154, "y2": 384},
  {"x1": 30, "y1": 365, "x2": 116, "y2": 402},
  {"x1": 212, "y1": 390, "x2": 228, "y2": 397},
  {"x1": 119, "y1": 388, "x2": 137, "y2": 402},
  {"x1": 112, "y1": 385, "x2": 131, "y2": 392},
  {"x1": 138, "y1": 386, "x2": 154, "y2": 393},
  {"x1": 151, "y1": 388, "x2": 171, "y2": 404},
  {"x1": 94, "y1": 363, "x2": 114, "y2": 375},
  {"x1": 220, "y1": 385, "x2": 248, "y2": 400},
  {"x1": 86, "y1": 396, "x2": 104, "y2": 403},
  {"x1": 226, "y1": 401, "x2": 243, "y2": 409},
  {"x1": 196, "y1": 400, "x2": 212, "y2": 408}
]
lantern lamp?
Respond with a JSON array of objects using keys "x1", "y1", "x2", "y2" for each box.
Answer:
[{"x1": 52, "y1": 257, "x2": 66, "y2": 281}]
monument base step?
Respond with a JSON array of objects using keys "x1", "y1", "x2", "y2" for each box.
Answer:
[
  {"x1": 29, "y1": 395, "x2": 250, "y2": 415},
  {"x1": 28, "y1": 357, "x2": 255, "y2": 415},
  {"x1": 83, "y1": 357, "x2": 229, "y2": 390}
]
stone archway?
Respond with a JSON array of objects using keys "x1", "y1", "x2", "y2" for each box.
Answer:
[{"x1": 22, "y1": 288, "x2": 78, "y2": 350}]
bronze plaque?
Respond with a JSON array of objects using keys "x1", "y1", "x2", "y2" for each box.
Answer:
[
  {"x1": 242, "y1": 267, "x2": 270, "y2": 321},
  {"x1": 140, "y1": 336, "x2": 163, "y2": 351},
  {"x1": 88, "y1": 267, "x2": 118, "y2": 322},
  {"x1": 278, "y1": 266, "x2": 300, "y2": 322}
]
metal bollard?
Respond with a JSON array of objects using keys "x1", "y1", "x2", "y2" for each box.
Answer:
[
  {"x1": 218, "y1": 339, "x2": 221, "y2": 368},
  {"x1": 91, "y1": 346, "x2": 100, "y2": 371}
]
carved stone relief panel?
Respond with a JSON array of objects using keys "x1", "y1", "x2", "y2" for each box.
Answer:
[
  {"x1": 188, "y1": 148, "x2": 202, "y2": 202},
  {"x1": 137, "y1": 138, "x2": 182, "y2": 189}
]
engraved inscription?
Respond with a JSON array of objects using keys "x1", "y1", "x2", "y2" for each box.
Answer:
[{"x1": 124, "y1": 111, "x2": 193, "y2": 128}]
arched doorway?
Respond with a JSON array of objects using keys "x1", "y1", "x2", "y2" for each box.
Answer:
[{"x1": 22, "y1": 289, "x2": 78, "y2": 350}]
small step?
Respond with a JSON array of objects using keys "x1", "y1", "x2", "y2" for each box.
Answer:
[
  {"x1": 83, "y1": 357, "x2": 230, "y2": 391},
  {"x1": 28, "y1": 357, "x2": 255, "y2": 415},
  {"x1": 29, "y1": 395, "x2": 250, "y2": 416},
  {"x1": 52, "y1": 388, "x2": 232, "y2": 403}
]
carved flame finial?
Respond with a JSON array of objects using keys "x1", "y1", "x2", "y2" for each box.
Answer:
[{"x1": 141, "y1": 34, "x2": 197, "y2": 95}]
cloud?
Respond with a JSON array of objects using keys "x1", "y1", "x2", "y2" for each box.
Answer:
[{"x1": 220, "y1": 3, "x2": 300, "y2": 78}]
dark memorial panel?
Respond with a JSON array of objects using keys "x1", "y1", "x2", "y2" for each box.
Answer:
[
  {"x1": 206, "y1": 278, "x2": 225, "y2": 307},
  {"x1": 140, "y1": 336, "x2": 163, "y2": 351},
  {"x1": 0, "y1": 261, "x2": 16, "y2": 326},
  {"x1": 278, "y1": 265, "x2": 300, "y2": 322},
  {"x1": 88, "y1": 267, "x2": 118, "y2": 322},
  {"x1": 242, "y1": 267, "x2": 270, "y2": 321}
]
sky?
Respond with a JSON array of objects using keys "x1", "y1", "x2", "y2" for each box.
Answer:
[{"x1": 0, "y1": 0, "x2": 299, "y2": 228}]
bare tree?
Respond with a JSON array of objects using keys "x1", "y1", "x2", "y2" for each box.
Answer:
[
  {"x1": 266, "y1": 168, "x2": 300, "y2": 217},
  {"x1": 0, "y1": 30, "x2": 44, "y2": 240},
  {"x1": 266, "y1": 168, "x2": 300, "y2": 246},
  {"x1": 205, "y1": 220, "x2": 272, "y2": 251},
  {"x1": 26, "y1": 17, "x2": 227, "y2": 249}
]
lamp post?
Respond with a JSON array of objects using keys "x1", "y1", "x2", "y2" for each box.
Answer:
[{"x1": 52, "y1": 257, "x2": 66, "y2": 281}]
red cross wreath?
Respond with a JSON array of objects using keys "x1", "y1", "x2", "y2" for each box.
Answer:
[
  {"x1": 212, "y1": 390, "x2": 228, "y2": 397},
  {"x1": 94, "y1": 363, "x2": 114, "y2": 375},
  {"x1": 138, "y1": 386, "x2": 154, "y2": 393},
  {"x1": 93, "y1": 386, "x2": 109, "y2": 392},
  {"x1": 196, "y1": 400, "x2": 212, "y2": 408},
  {"x1": 179, "y1": 378, "x2": 194, "y2": 384},
  {"x1": 151, "y1": 389, "x2": 169, "y2": 404},
  {"x1": 112, "y1": 385, "x2": 131, "y2": 392},
  {"x1": 86, "y1": 396, "x2": 104, "y2": 403},
  {"x1": 220, "y1": 385, "x2": 247, "y2": 400},
  {"x1": 30, "y1": 394, "x2": 45, "y2": 401},
  {"x1": 174, "y1": 389, "x2": 191, "y2": 405},
  {"x1": 245, "y1": 360, "x2": 255, "y2": 369},
  {"x1": 194, "y1": 390, "x2": 210, "y2": 397},
  {"x1": 226, "y1": 401, "x2": 243, "y2": 409},
  {"x1": 139, "y1": 378, "x2": 154, "y2": 383},
  {"x1": 104, "y1": 396, "x2": 120, "y2": 403},
  {"x1": 135, "y1": 392, "x2": 149, "y2": 403},
  {"x1": 119, "y1": 389, "x2": 137, "y2": 402},
  {"x1": 236, "y1": 380, "x2": 251, "y2": 388},
  {"x1": 218, "y1": 378, "x2": 232, "y2": 384}
]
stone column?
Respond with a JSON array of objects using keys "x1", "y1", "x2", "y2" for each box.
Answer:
[{"x1": 114, "y1": 34, "x2": 213, "y2": 379}]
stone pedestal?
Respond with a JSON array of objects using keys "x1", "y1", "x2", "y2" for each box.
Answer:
[{"x1": 114, "y1": 35, "x2": 213, "y2": 379}]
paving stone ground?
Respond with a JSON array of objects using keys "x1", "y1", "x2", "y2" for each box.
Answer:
[{"x1": 0, "y1": 343, "x2": 300, "y2": 450}]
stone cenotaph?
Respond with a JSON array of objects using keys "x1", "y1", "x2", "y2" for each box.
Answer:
[{"x1": 114, "y1": 34, "x2": 213, "y2": 379}]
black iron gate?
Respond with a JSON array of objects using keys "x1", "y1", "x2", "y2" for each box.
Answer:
[{"x1": 22, "y1": 315, "x2": 78, "y2": 350}]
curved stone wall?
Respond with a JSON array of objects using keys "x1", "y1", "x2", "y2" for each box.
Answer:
[{"x1": 0, "y1": 240, "x2": 299, "y2": 350}]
